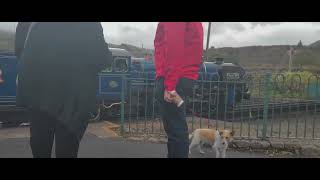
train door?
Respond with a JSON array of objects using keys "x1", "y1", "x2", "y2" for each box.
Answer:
[
  {"x1": 97, "y1": 55, "x2": 130, "y2": 102},
  {"x1": 92, "y1": 48, "x2": 131, "y2": 121},
  {"x1": 0, "y1": 55, "x2": 18, "y2": 106}
]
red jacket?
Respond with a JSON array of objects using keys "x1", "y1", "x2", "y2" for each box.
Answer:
[{"x1": 154, "y1": 22, "x2": 203, "y2": 91}]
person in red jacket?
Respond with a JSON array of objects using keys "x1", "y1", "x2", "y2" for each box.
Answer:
[{"x1": 154, "y1": 22, "x2": 203, "y2": 158}]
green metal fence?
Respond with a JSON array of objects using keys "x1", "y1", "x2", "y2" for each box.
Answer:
[{"x1": 116, "y1": 72, "x2": 320, "y2": 140}]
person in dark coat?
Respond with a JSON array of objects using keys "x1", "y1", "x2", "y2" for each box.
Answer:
[
  {"x1": 14, "y1": 22, "x2": 32, "y2": 60},
  {"x1": 14, "y1": 22, "x2": 32, "y2": 87},
  {"x1": 16, "y1": 22, "x2": 113, "y2": 158}
]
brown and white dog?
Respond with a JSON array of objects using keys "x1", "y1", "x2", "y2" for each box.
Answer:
[{"x1": 189, "y1": 129, "x2": 235, "y2": 158}]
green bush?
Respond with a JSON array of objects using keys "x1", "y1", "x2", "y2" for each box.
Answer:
[{"x1": 271, "y1": 71, "x2": 319, "y2": 99}]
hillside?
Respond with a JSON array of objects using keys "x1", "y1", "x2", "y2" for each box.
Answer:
[
  {"x1": 206, "y1": 45, "x2": 291, "y2": 67},
  {"x1": 0, "y1": 30, "x2": 14, "y2": 51},
  {"x1": 108, "y1": 43, "x2": 153, "y2": 58},
  {"x1": 206, "y1": 41, "x2": 320, "y2": 72},
  {"x1": 309, "y1": 40, "x2": 320, "y2": 48},
  {"x1": 1, "y1": 30, "x2": 319, "y2": 72},
  {"x1": 108, "y1": 41, "x2": 320, "y2": 72}
]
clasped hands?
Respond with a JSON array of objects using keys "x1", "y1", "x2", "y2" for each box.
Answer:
[{"x1": 164, "y1": 90, "x2": 184, "y2": 107}]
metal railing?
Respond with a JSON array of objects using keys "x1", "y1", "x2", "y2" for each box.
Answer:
[{"x1": 114, "y1": 72, "x2": 320, "y2": 140}]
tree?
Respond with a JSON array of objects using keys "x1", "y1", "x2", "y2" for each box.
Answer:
[{"x1": 297, "y1": 40, "x2": 303, "y2": 48}]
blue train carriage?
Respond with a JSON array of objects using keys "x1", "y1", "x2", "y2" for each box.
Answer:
[
  {"x1": 128, "y1": 57, "x2": 250, "y2": 104},
  {"x1": 119, "y1": 55, "x2": 250, "y2": 118},
  {"x1": 194, "y1": 58, "x2": 250, "y2": 116},
  {"x1": 0, "y1": 49, "x2": 251, "y2": 122},
  {"x1": 0, "y1": 52, "x2": 18, "y2": 109},
  {"x1": 94, "y1": 49, "x2": 160, "y2": 119},
  {"x1": 97, "y1": 48, "x2": 131, "y2": 100},
  {"x1": 93, "y1": 52, "x2": 157, "y2": 120},
  {"x1": 127, "y1": 57, "x2": 157, "y2": 117},
  {"x1": 93, "y1": 48, "x2": 132, "y2": 120},
  {"x1": 0, "y1": 49, "x2": 132, "y2": 121},
  {"x1": 130, "y1": 57, "x2": 156, "y2": 91}
]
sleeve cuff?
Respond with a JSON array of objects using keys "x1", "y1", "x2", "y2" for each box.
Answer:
[{"x1": 168, "y1": 90, "x2": 176, "y2": 93}]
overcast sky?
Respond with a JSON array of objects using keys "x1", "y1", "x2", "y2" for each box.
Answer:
[{"x1": 1, "y1": 22, "x2": 320, "y2": 49}]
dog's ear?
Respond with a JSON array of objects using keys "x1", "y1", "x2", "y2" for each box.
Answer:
[
  {"x1": 219, "y1": 130, "x2": 224, "y2": 136},
  {"x1": 230, "y1": 130, "x2": 235, "y2": 137}
]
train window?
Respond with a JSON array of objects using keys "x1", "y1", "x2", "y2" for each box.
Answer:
[
  {"x1": 114, "y1": 58, "x2": 128, "y2": 73},
  {"x1": 131, "y1": 61, "x2": 142, "y2": 71},
  {"x1": 101, "y1": 62, "x2": 113, "y2": 73}
]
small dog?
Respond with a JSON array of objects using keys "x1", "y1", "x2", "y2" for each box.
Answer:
[{"x1": 189, "y1": 129, "x2": 234, "y2": 158}]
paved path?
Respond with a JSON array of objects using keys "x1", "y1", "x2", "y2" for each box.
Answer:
[{"x1": 0, "y1": 122, "x2": 269, "y2": 158}]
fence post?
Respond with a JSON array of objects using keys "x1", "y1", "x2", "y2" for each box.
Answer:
[
  {"x1": 262, "y1": 73, "x2": 272, "y2": 140},
  {"x1": 120, "y1": 75, "x2": 125, "y2": 136}
]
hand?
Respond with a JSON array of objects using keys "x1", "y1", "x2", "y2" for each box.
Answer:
[
  {"x1": 169, "y1": 91, "x2": 183, "y2": 106},
  {"x1": 164, "y1": 90, "x2": 184, "y2": 107},
  {"x1": 164, "y1": 90, "x2": 174, "y2": 103}
]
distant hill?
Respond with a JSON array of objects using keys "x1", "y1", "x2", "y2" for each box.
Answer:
[
  {"x1": 0, "y1": 31, "x2": 153, "y2": 57},
  {"x1": 206, "y1": 45, "x2": 291, "y2": 66},
  {"x1": 309, "y1": 40, "x2": 320, "y2": 48},
  {"x1": 1, "y1": 30, "x2": 319, "y2": 72},
  {"x1": 108, "y1": 43, "x2": 153, "y2": 58},
  {"x1": 109, "y1": 41, "x2": 320, "y2": 72},
  {"x1": 206, "y1": 41, "x2": 320, "y2": 72},
  {"x1": 0, "y1": 30, "x2": 13, "y2": 39}
]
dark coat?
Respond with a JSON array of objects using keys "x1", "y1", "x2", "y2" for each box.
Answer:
[
  {"x1": 17, "y1": 22, "x2": 112, "y2": 135},
  {"x1": 14, "y1": 22, "x2": 32, "y2": 59}
]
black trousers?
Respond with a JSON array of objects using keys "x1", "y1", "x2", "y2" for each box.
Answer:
[
  {"x1": 29, "y1": 109, "x2": 88, "y2": 158},
  {"x1": 156, "y1": 77, "x2": 195, "y2": 158}
]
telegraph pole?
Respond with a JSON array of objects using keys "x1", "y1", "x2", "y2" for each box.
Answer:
[{"x1": 288, "y1": 47, "x2": 294, "y2": 72}]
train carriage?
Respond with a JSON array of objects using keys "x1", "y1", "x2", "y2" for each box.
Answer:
[
  {"x1": 0, "y1": 52, "x2": 18, "y2": 108},
  {"x1": 0, "y1": 48, "x2": 251, "y2": 123}
]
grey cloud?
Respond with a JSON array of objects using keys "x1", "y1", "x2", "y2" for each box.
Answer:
[
  {"x1": 212, "y1": 22, "x2": 320, "y2": 47},
  {"x1": 0, "y1": 22, "x2": 17, "y2": 32},
  {"x1": 2, "y1": 22, "x2": 320, "y2": 49},
  {"x1": 118, "y1": 25, "x2": 141, "y2": 34},
  {"x1": 249, "y1": 22, "x2": 320, "y2": 28},
  {"x1": 249, "y1": 22, "x2": 283, "y2": 27},
  {"x1": 105, "y1": 24, "x2": 156, "y2": 49},
  {"x1": 203, "y1": 22, "x2": 246, "y2": 36}
]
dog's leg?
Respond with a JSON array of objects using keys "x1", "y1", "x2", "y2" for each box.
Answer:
[
  {"x1": 189, "y1": 135, "x2": 199, "y2": 155},
  {"x1": 208, "y1": 144, "x2": 215, "y2": 153},
  {"x1": 211, "y1": 145, "x2": 216, "y2": 153},
  {"x1": 189, "y1": 143, "x2": 198, "y2": 155},
  {"x1": 215, "y1": 148, "x2": 220, "y2": 158},
  {"x1": 221, "y1": 148, "x2": 226, "y2": 158},
  {"x1": 199, "y1": 141, "x2": 205, "y2": 154},
  {"x1": 212, "y1": 145, "x2": 219, "y2": 158}
]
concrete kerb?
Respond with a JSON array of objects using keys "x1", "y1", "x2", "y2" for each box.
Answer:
[
  {"x1": 124, "y1": 135, "x2": 320, "y2": 157},
  {"x1": 104, "y1": 121, "x2": 320, "y2": 157}
]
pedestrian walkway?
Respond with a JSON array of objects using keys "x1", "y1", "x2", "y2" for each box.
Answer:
[{"x1": 0, "y1": 122, "x2": 269, "y2": 158}]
